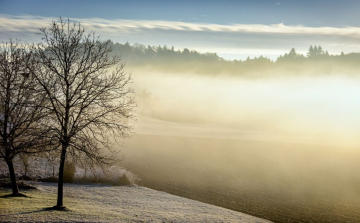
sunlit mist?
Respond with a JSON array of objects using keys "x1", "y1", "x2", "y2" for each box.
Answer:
[{"x1": 2, "y1": 1, "x2": 360, "y2": 222}]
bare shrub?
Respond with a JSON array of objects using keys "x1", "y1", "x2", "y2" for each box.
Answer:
[
  {"x1": 75, "y1": 165, "x2": 139, "y2": 186},
  {"x1": 63, "y1": 161, "x2": 76, "y2": 183}
]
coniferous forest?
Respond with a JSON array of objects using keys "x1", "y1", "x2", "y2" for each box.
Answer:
[{"x1": 109, "y1": 41, "x2": 360, "y2": 76}]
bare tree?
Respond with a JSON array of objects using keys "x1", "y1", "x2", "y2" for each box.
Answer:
[
  {"x1": 32, "y1": 18, "x2": 135, "y2": 209},
  {"x1": 0, "y1": 40, "x2": 53, "y2": 196}
]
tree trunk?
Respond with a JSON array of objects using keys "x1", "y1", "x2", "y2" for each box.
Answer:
[
  {"x1": 56, "y1": 143, "x2": 67, "y2": 208},
  {"x1": 6, "y1": 159, "x2": 19, "y2": 195}
]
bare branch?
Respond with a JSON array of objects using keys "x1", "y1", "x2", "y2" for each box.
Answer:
[{"x1": 31, "y1": 18, "x2": 135, "y2": 207}]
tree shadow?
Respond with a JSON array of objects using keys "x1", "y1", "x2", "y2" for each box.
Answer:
[
  {"x1": 0, "y1": 206, "x2": 70, "y2": 217},
  {"x1": 0, "y1": 208, "x2": 46, "y2": 216},
  {"x1": 44, "y1": 206, "x2": 70, "y2": 211},
  {"x1": 0, "y1": 193, "x2": 30, "y2": 198}
]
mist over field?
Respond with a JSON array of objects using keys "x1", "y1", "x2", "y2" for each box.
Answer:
[
  {"x1": 131, "y1": 71, "x2": 360, "y2": 146},
  {"x1": 119, "y1": 71, "x2": 360, "y2": 222},
  {"x1": 3, "y1": 1, "x2": 360, "y2": 222}
]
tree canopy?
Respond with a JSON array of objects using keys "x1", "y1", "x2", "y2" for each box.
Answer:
[{"x1": 31, "y1": 18, "x2": 135, "y2": 208}]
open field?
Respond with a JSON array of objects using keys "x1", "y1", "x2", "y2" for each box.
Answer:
[
  {"x1": 0, "y1": 182, "x2": 271, "y2": 223},
  {"x1": 2, "y1": 3, "x2": 360, "y2": 223},
  {"x1": 119, "y1": 116, "x2": 360, "y2": 223}
]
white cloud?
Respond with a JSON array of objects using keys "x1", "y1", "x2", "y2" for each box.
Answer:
[
  {"x1": 1, "y1": 14, "x2": 360, "y2": 59},
  {"x1": 2, "y1": 14, "x2": 360, "y2": 37},
  {"x1": 79, "y1": 19, "x2": 360, "y2": 37}
]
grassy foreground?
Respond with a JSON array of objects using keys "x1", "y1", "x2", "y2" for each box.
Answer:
[
  {"x1": 0, "y1": 183, "x2": 271, "y2": 223},
  {"x1": 0, "y1": 186, "x2": 120, "y2": 222}
]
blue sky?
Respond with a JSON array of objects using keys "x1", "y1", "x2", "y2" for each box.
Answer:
[
  {"x1": 1, "y1": 0, "x2": 360, "y2": 60},
  {"x1": 2, "y1": 0, "x2": 360, "y2": 26}
]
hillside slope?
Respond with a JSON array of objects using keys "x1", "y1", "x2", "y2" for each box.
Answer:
[{"x1": 0, "y1": 182, "x2": 271, "y2": 223}]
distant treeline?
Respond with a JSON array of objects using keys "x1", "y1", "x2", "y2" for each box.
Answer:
[{"x1": 108, "y1": 41, "x2": 360, "y2": 75}]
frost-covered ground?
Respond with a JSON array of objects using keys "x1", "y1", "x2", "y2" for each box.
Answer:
[{"x1": 0, "y1": 182, "x2": 271, "y2": 223}]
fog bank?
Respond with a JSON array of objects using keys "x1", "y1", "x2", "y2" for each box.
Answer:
[{"x1": 133, "y1": 72, "x2": 360, "y2": 148}]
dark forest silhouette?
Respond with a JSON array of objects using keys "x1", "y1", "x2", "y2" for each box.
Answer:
[{"x1": 108, "y1": 41, "x2": 360, "y2": 76}]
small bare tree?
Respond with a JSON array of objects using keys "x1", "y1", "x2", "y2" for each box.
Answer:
[
  {"x1": 32, "y1": 18, "x2": 135, "y2": 209},
  {"x1": 0, "y1": 40, "x2": 53, "y2": 196},
  {"x1": 19, "y1": 153, "x2": 29, "y2": 177}
]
